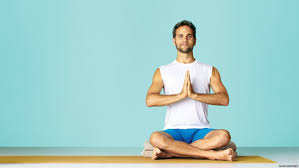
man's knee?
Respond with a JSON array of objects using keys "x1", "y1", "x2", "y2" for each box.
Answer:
[
  {"x1": 149, "y1": 131, "x2": 169, "y2": 149},
  {"x1": 217, "y1": 129, "x2": 231, "y2": 146}
]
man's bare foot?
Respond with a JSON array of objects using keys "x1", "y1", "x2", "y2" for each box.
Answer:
[
  {"x1": 152, "y1": 147, "x2": 173, "y2": 160},
  {"x1": 208, "y1": 148, "x2": 236, "y2": 161}
]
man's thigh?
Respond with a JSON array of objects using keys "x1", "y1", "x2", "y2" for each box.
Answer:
[
  {"x1": 202, "y1": 129, "x2": 231, "y2": 139},
  {"x1": 158, "y1": 131, "x2": 174, "y2": 139},
  {"x1": 160, "y1": 129, "x2": 184, "y2": 142},
  {"x1": 191, "y1": 128, "x2": 217, "y2": 143}
]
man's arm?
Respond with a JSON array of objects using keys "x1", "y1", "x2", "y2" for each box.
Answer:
[
  {"x1": 189, "y1": 67, "x2": 229, "y2": 106},
  {"x1": 146, "y1": 68, "x2": 188, "y2": 107}
]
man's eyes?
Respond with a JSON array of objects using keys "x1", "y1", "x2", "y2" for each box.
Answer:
[{"x1": 178, "y1": 35, "x2": 193, "y2": 38}]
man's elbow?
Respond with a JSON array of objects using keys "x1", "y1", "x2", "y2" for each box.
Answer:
[
  {"x1": 223, "y1": 99, "x2": 229, "y2": 106},
  {"x1": 146, "y1": 95, "x2": 154, "y2": 107},
  {"x1": 222, "y1": 95, "x2": 229, "y2": 106},
  {"x1": 146, "y1": 100, "x2": 153, "y2": 107}
]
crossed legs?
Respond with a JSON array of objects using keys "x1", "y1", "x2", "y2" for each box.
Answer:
[{"x1": 149, "y1": 129, "x2": 237, "y2": 161}]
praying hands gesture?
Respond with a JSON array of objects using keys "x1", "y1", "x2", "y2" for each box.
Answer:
[
  {"x1": 180, "y1": 71, "x2": 195, "y2": 99},
  {"x1": 146, "y1": 67, "x2": 229, "y2": 107}
]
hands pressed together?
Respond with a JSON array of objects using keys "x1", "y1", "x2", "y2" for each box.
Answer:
[{"x1": 180, "y1": 71, "x2": 195, "y2": 99}]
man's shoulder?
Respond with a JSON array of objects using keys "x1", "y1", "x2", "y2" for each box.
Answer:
[
  {"x1": 158, "y1": 60, "x2": 213, "y2": 71},
  {"x1": 158, "y1": 60, "x2": 176, "y2": 70},
  {"x1": 195, "y1": 60, "x2": 213, "y2": 69}
]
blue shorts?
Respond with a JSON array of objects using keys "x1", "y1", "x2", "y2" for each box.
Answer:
[{"x1": 162, "y1": 128, "x2": 216, "y2": 144}]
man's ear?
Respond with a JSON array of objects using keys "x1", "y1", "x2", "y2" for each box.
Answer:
[{"x1": 172, "y1": 38, "x2": 175, "y2": 46}]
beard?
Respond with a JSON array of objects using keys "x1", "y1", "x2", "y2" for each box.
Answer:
[{"x1": 175, "y1": 43, "x2": 194, "y2": 53}]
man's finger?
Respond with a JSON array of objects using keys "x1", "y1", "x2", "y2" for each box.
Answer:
[
  {"x1": 185, "y1": 71, "x2": 189, "y2": 87},
  {"x1": 184, "y1": 71, "x2": 189, "y2": 83}
]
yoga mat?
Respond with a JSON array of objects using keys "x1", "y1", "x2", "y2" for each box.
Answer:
[{"x1": 0, "y1": 156, "x2": 276, "y2": 163}]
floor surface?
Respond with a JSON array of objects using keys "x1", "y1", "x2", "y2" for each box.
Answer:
[{"x1": 0, "y1": 147, "x2": 298, "y2": 168}]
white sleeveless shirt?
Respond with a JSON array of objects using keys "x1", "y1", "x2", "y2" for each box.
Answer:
[{"x1": 159, "y1": 59, "x2": 213, "y2": 130}]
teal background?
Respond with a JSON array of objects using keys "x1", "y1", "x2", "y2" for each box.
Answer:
[{"x1": 0, "y1": 0, "x2": 298, "y2": 147}]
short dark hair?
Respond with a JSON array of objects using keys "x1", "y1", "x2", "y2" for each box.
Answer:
[{"x1": 172, "y1": 20, "x2": 196, "y2": 39}]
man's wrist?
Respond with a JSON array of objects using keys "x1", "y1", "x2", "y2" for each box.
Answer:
[
  {"x1": 178, "y1": 92, "x2": 186, "y2": 100},
  {"x1": 190, "y1": 92, "x2": 197, "y2": 99}
]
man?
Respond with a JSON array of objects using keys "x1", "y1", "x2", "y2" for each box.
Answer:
[{"x1": 146, "y1": 20, "x2": 237, "y2": 161}]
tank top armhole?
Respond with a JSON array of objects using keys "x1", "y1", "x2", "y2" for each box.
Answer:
[
  {"x1": 158, "y1": 66, "x2": 166, "y2": 94},
  {"x1": 208, "y1": 66, "x2": 213, "y2": 83}
]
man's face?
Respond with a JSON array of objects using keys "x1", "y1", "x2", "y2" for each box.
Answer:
[{"x1": 173, "y1": 25, "x2": 196, "y2": 54}]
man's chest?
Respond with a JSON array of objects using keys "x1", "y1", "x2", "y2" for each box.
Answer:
[{"x1": 163, "y1": 68, "x2": 210, "y2": 94}]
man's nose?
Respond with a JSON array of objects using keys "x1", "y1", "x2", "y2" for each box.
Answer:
[{"x1": 183, "y1": 36, "x2": 188, "y2": 42}]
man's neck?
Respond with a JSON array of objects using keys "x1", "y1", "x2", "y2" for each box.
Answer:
[{"x1": 176, "y1": 52, "x2": 195, "y2": 64}]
